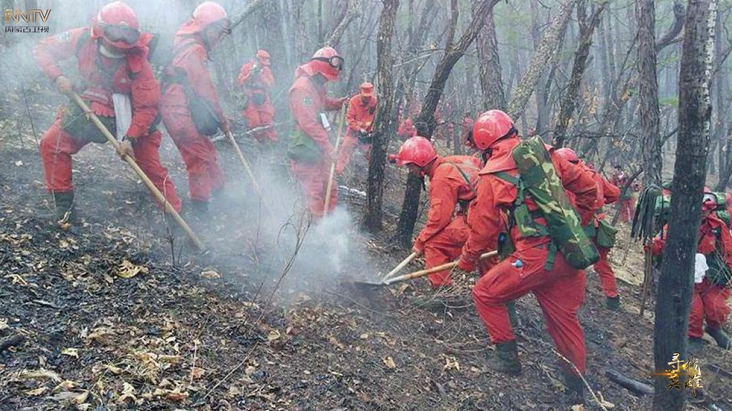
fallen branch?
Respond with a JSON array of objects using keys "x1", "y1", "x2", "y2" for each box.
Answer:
[{"x1": 605, "y1": 368, "x2": 654, "y2": 396}]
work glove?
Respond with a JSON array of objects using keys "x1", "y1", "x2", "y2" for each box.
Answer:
[
  {"x1": 412, "y1": 243, "x2": 424, "y2": 256},
  {"x1": 118, "y1": 137, "x2": 136, "y2": 160},
  {"x1": 457, "y1": 256, "x2": 475, "y2": 273},
  {"x1": 54, "y1": 75, "x2": 73, "y2": 96}
]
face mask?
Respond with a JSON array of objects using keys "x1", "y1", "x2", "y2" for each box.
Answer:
[{"x1": 99, "y1": 44, "x2": 125, "y2": 59}]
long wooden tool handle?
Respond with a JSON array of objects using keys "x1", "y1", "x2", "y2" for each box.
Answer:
[
  {"x1": 382, "y1": 252, "x2": 418, "y2": 281},
  {"x1": 225, "y1": 131, "x2": 275, "y2": 221},
  {"x1": 324, "y1": 104, "x2": 348, "y2": 217},
  {"x1": 71, "y1": 93, "x2": 206, "y2": 251},
  {"x1": 384, "y1": 251, "x2": 498, "y2": 285}
]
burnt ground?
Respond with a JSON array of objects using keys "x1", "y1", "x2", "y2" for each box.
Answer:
[{"x1": 1, "y1": 91, "x2": 732, "y2": 411}]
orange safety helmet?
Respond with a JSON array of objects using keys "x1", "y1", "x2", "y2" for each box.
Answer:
[
  {"x1": 192, "y1": 1, "x2": 230, "y2": 49},
  {"x1": 256, "y1": 49, "x2": 271, "y2": 65},
  {"x1": 472, "y1": 109, "x2": 516, "y2": 151},
  {"x1": 91, "y1": 2, "x2": 141, "y2": 49},
  {"x1": 555, "y1": 147, "x2": 580, "y2": 164},
  {"x1": 389, "y1": 136, "x2": 437, "y2": 168},
  {"x1": 360, "y1": 82, "x2": 374, "y2": 98},
  {"x1": 310, "y1": 46, "x2": 344, "y2": 82},
  {"x1": 193, "y1": 1, "x2": 228, "y2": 27}
]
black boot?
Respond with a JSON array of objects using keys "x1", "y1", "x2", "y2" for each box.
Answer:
[
  {"x1": 705, "y1": 326, "x2": 730, "y2": 350},
  {"x1": 52, "y1": 191, "x2": 77, "y2": 224},
  {"x1": 486, "y1": 340, "x2": 522, "y2": 376},
  {"x1": 606, "y1": 295, "x2": 620, "y2": 311},
  {"x1": 563, "y1": 372, "x2": 585, "y2": 405}
]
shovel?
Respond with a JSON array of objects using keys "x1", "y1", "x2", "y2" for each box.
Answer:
[
  {"x1": 353, "y1": 250, "x2": 497, "y2": 289},
  {"x1": 71, "y1": 93, "x2": 206, "y2": 251},
  {"x1": 225, "y1": 130, "x2": 276, "y2": 221},
  {"x1": 323, "y1": 104, "x2": 348, "y2": 217}
]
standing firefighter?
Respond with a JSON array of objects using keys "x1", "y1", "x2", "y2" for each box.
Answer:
[
  {"x1": 287, "y1": 47, "x2": 347, "y2": 218},
  {"x1": 611, "y1": 165, "x2": 638, "y2": 223},
  {"x1": 397, "y1": 118, "x2": 417, "y2": 141},
  {"x1": 33, "y1": 1, "x2": 181, "y2": 222},
  {"x1": 336, "y1": 82, "x2": 377, "y2": 174},
  {"x1": 651, "y1": 193, "x2": 732, "y2": 351},
  {"x1": 388, "y1": 137, "x2": 481, "y2": 294},
  {"x1": 457, "y1": 110, "x2": 599, "y2": 403},
  {"x1": 238, "y1": 50, "x2": 276, "y2": 144},
  {"x1": 556, "y1": 148, "x2": 622, "y2": 310},
  {"x1": 161, "y1": 2, "x2": 231, "y2": 216}
]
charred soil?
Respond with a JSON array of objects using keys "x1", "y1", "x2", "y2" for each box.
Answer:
[{"x1": 1, "y1": 96, "x2": 731, "y2": 411}]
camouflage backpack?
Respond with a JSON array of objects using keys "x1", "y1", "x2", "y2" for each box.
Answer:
[
  {"x1": 711, "y1": 192, "x2": 731, "y2": 227},
  {"x1": 494, "y1": 137, "x2": 600, "y2": 270}
]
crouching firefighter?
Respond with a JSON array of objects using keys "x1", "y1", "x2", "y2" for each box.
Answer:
[
  {"x1": 556, "y1": 148, "x2": 622, "y2": 310},
  {"x1": 388, "y1": 137, "x2": 482, "y2": 308},
  {"x1": 33, "y1": 1, "x2": 182, "y2": 224},
  {"x1": 456, "y1": 110, "x2": 600, "y2": 403},
  {"x1": 651, "y1": 193, "x2": 732, "y2": 351}
]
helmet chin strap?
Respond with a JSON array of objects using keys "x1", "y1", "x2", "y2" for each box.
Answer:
[{"x1": 99, "y1": 43, "x2": 125, "y2": 59}]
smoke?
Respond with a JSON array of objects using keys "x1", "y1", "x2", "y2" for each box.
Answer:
[
  {"x1": 209, "y1": 150, "x2": 373, "y2": 301},
  {"x1": 0, "y1": 0, "x2": 378, "y2": 302}
]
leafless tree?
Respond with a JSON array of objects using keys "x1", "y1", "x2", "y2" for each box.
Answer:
[{"x1": 653, "y1": 1, "x2": 717, "y2": 410}]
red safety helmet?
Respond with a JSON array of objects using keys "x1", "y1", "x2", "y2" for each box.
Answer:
[
  {"x1": 555, "y1": 147, "x2": 580, "y2": 164},
  {"x1": 310, "y1": 47, "x2": 344, "y2": 81},
  {"x1": 472, "y1": 109, "x2": 515, "y2": 151},
  {"x1": 360, "y1": 82, "x2": 374, "y2": 98},
  {"x1": 193, "y1": 1, "x2": 228, "y2": 27},
  {"x1": 389, "y1": 136, "x2": 437, "y2": 168},
  {"x1": 91, "y1": 2, "x2": 141, "y2": 50},
  {"x1": 256, "y1": 49, "x2": 271, "y2": 66},
  {"x1": 193, "y1": 1, "x2": 230, "y2": 49}
]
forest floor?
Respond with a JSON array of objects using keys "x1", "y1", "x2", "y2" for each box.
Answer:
[{"x1": 1, "y1": 91, "x2": 732, "y2": 411}]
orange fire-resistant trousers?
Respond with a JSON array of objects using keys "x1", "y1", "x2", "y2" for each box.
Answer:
[
  {"x1": 162, "y1": 111, "x2": 224, "y2": 202},
  {"x1": 290, "y1": 158, "x2": 338, "y2": 218},
  {"x1": 424, "y1": 216, "x2": 469, "y2": 288},
  {"x1": 688, "y1": 278, "x2": 731, "y2": 338},
  {"x1": 473, "y1": 245, "x2": 587, "y2": 374},
  {"x1": 40, "y1": 119, "x2": 181, "y2": 212},
  {"x1": 593, "y1": 245, "x2": 619, "y2": 298}
]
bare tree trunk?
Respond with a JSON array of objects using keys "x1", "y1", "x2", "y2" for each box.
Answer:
[
  {"x1": 653, "y1": 2, "x2": 717, "y2": 411},
  {"x1": 474, "y1": 3, "x2": 506, "y2": 110},
  {"x1": 325, "y1": 0, "x2": 361, "y2": 48},
  {"x1": 637, "y1": 0, "x2": 663, "y2": 187},
  {"x1": 530, "y1": 1, "x2": 551, "y2": 134},
  {"x1": 553, "y1": 1, "x2": 607, "y2": 148},
  {"x1": 656, "y1": 2, "x2": 687, "y2": 52},
  {"x1": 507, "y1": 0, "x2": 578, "y2": 119},
  {"x1": 363, "y1": 0, "x2": 399, "y2": 232},
  {"x1": 395, "y1": 0, "x2": 499, "y2": 245}
]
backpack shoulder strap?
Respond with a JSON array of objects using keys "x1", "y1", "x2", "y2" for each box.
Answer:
[
  {"x1": 74, "y1": 29, "x2": 91, "y2": 57},
  {"x1": 444, "y1": 162, "x2": 476, "y2": 195},
  {"x1": 494, "y1": 171, "x2": 520, "y2": 186}
]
